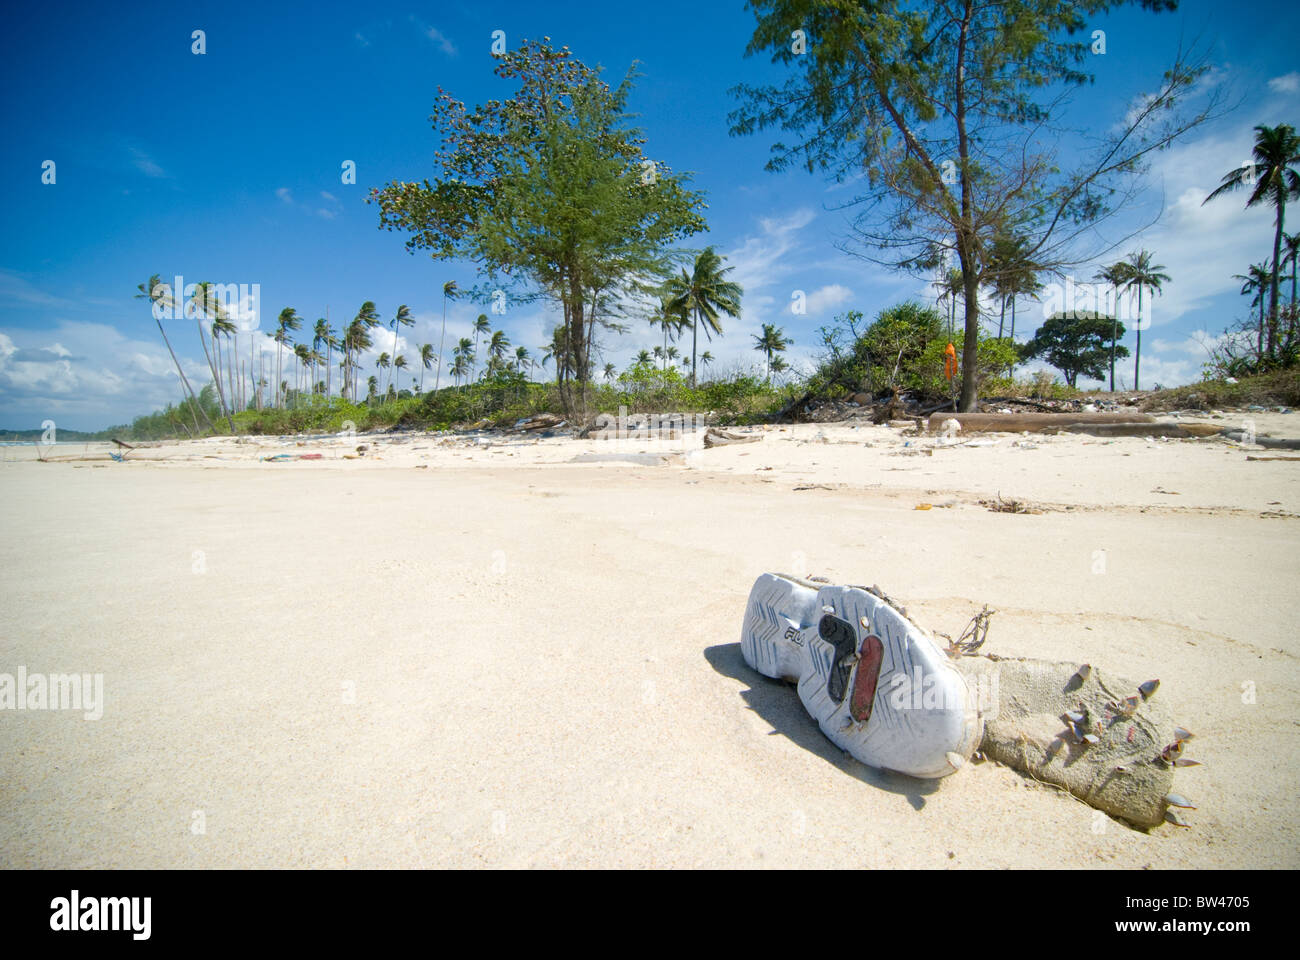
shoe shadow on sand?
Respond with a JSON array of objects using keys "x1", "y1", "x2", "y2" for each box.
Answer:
[{"x1": 703, "y1": 642, "x2": 939, "y2": 810}]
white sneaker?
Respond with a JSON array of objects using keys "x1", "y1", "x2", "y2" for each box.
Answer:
[{"x1": 740, "y1": 573, "x2": 981, "y2": 778}]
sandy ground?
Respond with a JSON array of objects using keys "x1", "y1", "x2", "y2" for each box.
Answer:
[{"x1": 1, "y1": 414, "x2": 1298, "y2": 868}]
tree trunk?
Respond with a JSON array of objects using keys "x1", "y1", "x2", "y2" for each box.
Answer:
[
  {"x1": 1269, "y1": 203, "x2": 1285, "y2": 361},
  {"x1": 1134, "y1": 286, "x2": 1143, "y2": 391}
]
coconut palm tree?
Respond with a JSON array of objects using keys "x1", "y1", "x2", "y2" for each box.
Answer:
[
  {"x1": 449, "y1": 352, "x2": 470, "y2": 389},
  {"x1": 213, "y1": 315, "x2": 238, "y2": 412},
  {"x1": 752, "y1": 323, "x2": 793, "y2": 382},
  {"x1": 1094, "y1": 261, "x2": 1133, "y2": 391},
  {"x1": 938, "y1": 266, "x2": 965, "y2": 340},
  {"x1": 344, "y1": 301, "x2": 379, "y2": 401},
  {"x1": 1204, "y1": 124, "x2": 1300, "y2": 361},
  {"x1": 273, "y1": 308, "x2": 302, "y2": 410},
  {"x1": 376, "y1": 352, "x2": 391, "y2": 394},
  {"x1": 453, "y1": 338, "x2": 474, "y2": 390},
  {"x1": 602, "y1": 362, "x2": 616, "y2": 382},
  {"x1": 190, "y1": 283, "x2": 235, "y2": 430},
  {"x1": 1233, "y1": 262, "x2": 1273, "y2": 360},
  {"x1": 665, "y1": 247, "x2": 744, "y2": 388},
  {"x1": 650, "y1": 298, "x2": 689, "y2": 374},
  {"x1": 418, "y1": 344, "x2": 435, "y2": 392},
  {"x1": 293, "y1": 343, "x2": 311, "y2": 406},
  {"x1": 635, "y1": 349, "x2": 653, "y2": 367},
  {"x1": 436, "y1": 281, "x2": 457, "y2": 393},
  {"x1": 471, "y1": 314, "x2": 491, "y2": 381},
  {"x1": 136, "y1": 274, "x2": 212, "y2": 431},
  {"x1": 487, "y1": 329, "x2": 511, "y2": 371},
  {"x1": 699, "y1": 350, "x2": 715, "y2": 380},
  {"x1": 387, "y1": 304, "x2": 413, "y2": 392},
  {"x1": 514, "y1": 345, "x2": 532, "y2": 379},
  {"x1": 393, "y1": 354, "x2": 408, "y2": 394},
  {"x1": 314, "y1": 317, "x2": 339, "y2": 403},
  {"x1": 366, "y1": 375, "x2": 378, "y2": 403},
  {"x1": 1117, "y1": 251, "x2": 1170, "y2": 391},
  {"x1": 1282, "y1": 232, "x2": 1300, "y2": 349}
]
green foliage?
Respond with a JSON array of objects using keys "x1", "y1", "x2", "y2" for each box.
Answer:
[
  {"x1": 915, "y1": 334, "x2": 1020, "y2": 397},
  {"x1": 369, "y1": 39, "x2": 707, "y2": 407},
  {"x1": 1021, "y1": 313, "x2": 1129, "y2": 387}
]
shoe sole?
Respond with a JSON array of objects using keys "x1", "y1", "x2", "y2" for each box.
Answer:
[{"x1": 740, "y1": 573, "x2": 981, "y2": 779}]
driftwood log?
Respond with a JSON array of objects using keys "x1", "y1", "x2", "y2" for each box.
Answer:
[
  {"x1": 703, "y1": 428, "x2": 761, "y2": 449},
  {"x1": 927, "y1": 411, "x2": 1154, "y2": 434}
]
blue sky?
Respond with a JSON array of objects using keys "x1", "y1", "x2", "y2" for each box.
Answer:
[{"x1": 1, "y1": 0, "x2": 1297, "y2": 430}]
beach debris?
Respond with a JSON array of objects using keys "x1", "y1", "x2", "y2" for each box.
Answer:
[
  {"x1": 1074, "y1": 663, "x2": 1092, "y2": 682},
  {"x1": 942, "y1": 605, "x2": 994, "y2": 657},
  {"x1": 939, "y1": 418, "x2": 962, "y2": 438},
  {"x1": 1164, "y1": 793, "x2": 1196, "y2": 809},
  {"x1": 915, "y1": 503, "x2": 933, "y2": 510},
  {"x1": 703, "y1": 428, "x2": 760, "y2": 449},
  {"x1": 1165, "y1": 808, "x2": 1192, "y2": 827},
  {"x1": 1139, "y1": 679, "x2": 1160, "y2": 700},
  {"x1": 979, "y1": 494, "x2": 1043, "y2": 514},
  {"x1": 1173, "y1": 725, "x2": 1194, "y2": 742},
  {"x1": 1173, "y1": 757, "x2": 1203, "y2": 767}
]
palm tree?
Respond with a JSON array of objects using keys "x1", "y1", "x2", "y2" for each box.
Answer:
[
  {"x1": 453, "y1": 338, "x2": 474, "y2": 390},
  {"x1": 344, "y1": 301, "x2": 379, "y2": 401},
  {"x1": 190, "y1": 283, "x2": 235, "y2": 430},
  {"x1": 1204, "y1": 125, "x2": 1300, "y2": 360},
  {"x1": 293, "y1": 343, "x2": 311, "y2": 406},
  {"x1": 487, "y1": 329, "x2": 511, "y2": 371},
  {"x1": 514, "y1": 345, "x2": 532, "y2": 379},
  {"x1": 393, "y1": 354, "x2": 408, "y2": 394},
  {"x1": 770, "y1": 355, "x2": 789, "y2": 381},
  {"x1": 436, "y1": 281, "x2": 457, "y2": 393},
  {"x1": 366, "y1": 375, "x2": 378, "y2": 403},
  {"x1": 314, "y1": 317, "x2": 339, "y2": 403},
  {"x1": 635, "y1": 349, "x2": 653, "y2": 367},
  {"x1": 665, "y1": 247, "x2": 744, "y2": 387},
  {"x1": 213, "y1": 315, "x2": 238, "y2": 413},
  {"x1": 752, "y1": 323, "x2": 793, "y2": 381},
  {"x1": 449, "y1": 351, "x2": 470, "y2": 389},
  {"x1": 1117, "y1": 251, "x2": 1170, "y2": 390},
  {"x1": 699, "y1": 350, "x2": 715, "y2": 380},
  {"x1": 136, "y1": 274, "x2": 212, "y2": 431},
  {"x1": 1282, "y1": 231, "x2": 1300, "y2": 348},
  {"x1": 387, "y1": 304, "x2": 413, "y2": 392},
  {"x1": 602, "y1": 362, "x2": 616, "y2": 382},
  {"x1": 1233, "y1": 262, "x2": 1273, "y2": 360},
  {"x1": 650, "y1": 298, "x2": 688, "y2": 374},
  {"x1": 1094, "y1": 262, "x2": 1132, "y2": 391},
  {"x1": 418, "y1": 344, "x2": 436, "y2": 391},
  {"x1": 273, "y1": 308, "x2": 301, "y2": 410},
  {"x1": 471, "y1": 314, "x2": 491, "y2": 381},
  {"x1": 376, "y1": 352, "x2": 391, "y2": 394}
]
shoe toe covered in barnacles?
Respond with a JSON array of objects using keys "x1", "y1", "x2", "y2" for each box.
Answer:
[{"x1": 740, "y1": 573, "x2": 980, "y2": 779}]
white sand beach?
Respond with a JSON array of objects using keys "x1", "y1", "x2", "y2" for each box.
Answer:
[{"x1": 2, "y1": 416, "x2": 1298, "y2": 868}]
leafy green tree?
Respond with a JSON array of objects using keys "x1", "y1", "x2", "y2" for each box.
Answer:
[
  {"x1": 1021, "y1": 313, "x2": 1129, "y2": 388},
  {"x1": 731, "y1": 0, "x2": 1218, "y2": 411},
  {"x1": 1203, "y1": 124, "x2": 1300, "y2": 361},
  {"x1": 369, "y1": 39, "x2": 707, "y2": 414}
]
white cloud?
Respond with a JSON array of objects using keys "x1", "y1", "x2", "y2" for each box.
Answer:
[
  {"x1": 128, "y1": 146, "x2": 166, "y2": 178},
  {"x1": 1267, "y1": 72, "x2": 1299, "y2": 94},
  {"x1": 426, "y1": 27, "x2": 456, "y2": 55},
  {"x1": 275, "y1": 187, "x2": 293, "y2": 203}
]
